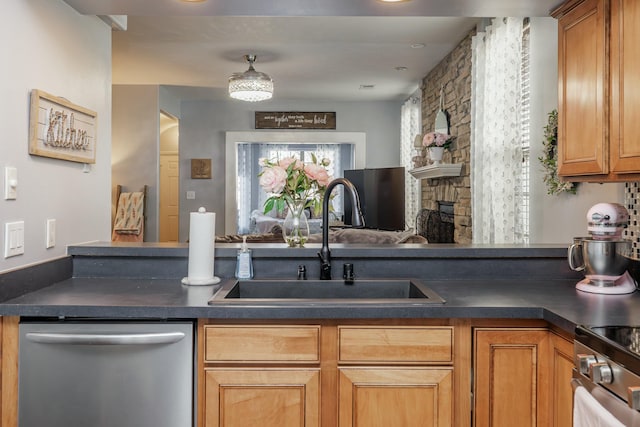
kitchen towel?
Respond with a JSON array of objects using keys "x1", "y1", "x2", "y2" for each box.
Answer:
[
  {"x1": 182, "y1": 207, "x2": 220, "y2": 285},
  {"x1": 573, "y1": 385, "x2": 625, "y2": 427},
  {"x1": 113, "y1": 191, "x2": 144, "y2": 235}
]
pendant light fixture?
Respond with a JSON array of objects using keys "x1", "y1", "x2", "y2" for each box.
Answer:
[{"x1": 228, "y1": 55, "x2": 274, "y2": 102}]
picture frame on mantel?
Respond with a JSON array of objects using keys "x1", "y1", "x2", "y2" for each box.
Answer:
[
  {"x1": 29, "y1": 89, "x2": 97, "y2": 164},
  {"x1": 255, "y1": 111, "x2": 336, "y2": 129}
]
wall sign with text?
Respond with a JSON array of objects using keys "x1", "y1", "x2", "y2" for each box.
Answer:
[
  {"x1": 29, "y1": 89, "x2": 97, "y2": 164},
  {"x1": 255, "y1": 112, "x2": 336, "y2": 129}
]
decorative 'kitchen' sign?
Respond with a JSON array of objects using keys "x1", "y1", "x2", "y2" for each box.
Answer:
[
  {"x1": 255, "y1": 112, "x2": 336, "y2": 130},
  {"x1": 29, "y1": 89, "x2": 97, "y2": 164}
]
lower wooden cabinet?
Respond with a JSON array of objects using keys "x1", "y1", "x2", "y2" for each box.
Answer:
[
  {"x1": 199, "y1": 321, "x2": 575, "y2": 427},
  {"x1": 550, "y1": 332, "x2": 574, "y2": 427},
  {"x1": 338, "y1": 367, "x2": 453, "y2": 427},
  {"x1": 473, "y1": 328, "x2": 574, "y2": 427},
  {"x1": 204, "y1": 368, "x2": 320, "y2": 427}
]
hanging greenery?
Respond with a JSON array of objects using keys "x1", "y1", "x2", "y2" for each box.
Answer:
[{"x1": 538, "y1": 109, "x2": 578, "y2": 195}]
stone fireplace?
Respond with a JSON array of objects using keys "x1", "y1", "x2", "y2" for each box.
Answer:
[{"x1": 418, "y1": 29, "x2": 474, "y2": 244}]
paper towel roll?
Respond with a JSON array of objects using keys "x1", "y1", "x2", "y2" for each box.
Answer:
[{"x1": 182, "y1": 207, "x2": 220, "y2": 285}]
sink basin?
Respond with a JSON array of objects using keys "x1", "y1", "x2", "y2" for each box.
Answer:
[{"x1": 208, "y1": 279, "x2": 445, "y2": 304}]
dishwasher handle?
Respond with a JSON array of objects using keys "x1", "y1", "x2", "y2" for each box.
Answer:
[{"x1": 25, "y1": 331, "x2": 186, "y2": 345}]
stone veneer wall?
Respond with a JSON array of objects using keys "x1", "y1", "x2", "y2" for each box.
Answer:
[{"x1": 420, "y1": 29, "x2": 475, "y2": 243}]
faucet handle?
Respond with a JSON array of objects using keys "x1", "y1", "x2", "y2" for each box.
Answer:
[
  {"x1": 297, "y1": 265, "x2": 307, "y2": 280},
  {"x1": 343, "y1": 263, "x2": 355, "y2": 284}
]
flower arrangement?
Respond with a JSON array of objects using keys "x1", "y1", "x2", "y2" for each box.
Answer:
[
  {"x1": 423, "y1": 132, "x2": 454, "y2": 150},
  {"x1": 538, "y1": 109, "x2": 578, "y2": 196},
  {"x1": 258, "y1": 154, "x2": 332, "y2": 216}
]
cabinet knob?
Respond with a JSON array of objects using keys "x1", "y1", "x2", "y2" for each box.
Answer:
[
  {"x1": 628, "y1": 387, "x2": 640, "y2": 410},
  {"x1": 577, "y1": 354, "x2": 597, "y2": 375},
  {"x1": 590, "y1": 362, "x2": 613, "y2": 384}
]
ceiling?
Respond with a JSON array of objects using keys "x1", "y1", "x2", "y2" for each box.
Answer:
[{"x1": 63, "y1": 0, "x2": 562, "y2": 102}]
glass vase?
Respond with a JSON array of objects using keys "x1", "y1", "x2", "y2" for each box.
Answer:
[{"x1": 282, "y1": 200, "x2": 310, "y2": 247}]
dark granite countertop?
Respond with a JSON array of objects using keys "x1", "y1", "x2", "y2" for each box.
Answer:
[
  {"x1": 2, "y1": 242, "x2": 639, "y2": 336},
  {"x1": 3, "y1": 276, "x2": 640, "y2": 334}
]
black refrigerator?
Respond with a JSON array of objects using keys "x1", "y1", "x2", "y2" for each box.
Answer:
[{"x1": 343, "y1": 167, "x2": 405, "y2": 231}]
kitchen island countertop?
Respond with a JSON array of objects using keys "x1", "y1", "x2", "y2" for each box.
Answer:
[
  {"x1": 2, "y1": 242, "x2": 640, "y2": 335},
  {"x1": 3, "y1": 275, "x2": 639, "y2": 334}
]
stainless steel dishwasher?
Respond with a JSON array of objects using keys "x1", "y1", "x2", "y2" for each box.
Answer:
[{"x1": 18, "y1": 320, "x2": 194, "y2": 427}]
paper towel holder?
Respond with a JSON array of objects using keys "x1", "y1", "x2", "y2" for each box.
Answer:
[{"x1": 182, "y1": 207, "x2": 221, "y2": 286}]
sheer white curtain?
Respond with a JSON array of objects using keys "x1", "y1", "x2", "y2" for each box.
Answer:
[
  {"x1": 471, "y1": 18, "x2": 525, "y2": 243},
  {"x1": 257, "y1": 144, "x2": 291, "y2": 216},
  {"x1": 400, "y1": 94, "x2": 421, "y2": 230},
  {"x1": 236, "y1": 143, "x2": 255, "y2": 234},
  {"x1": 316, "y1": 144, "x2": 342, "y2": 215}
]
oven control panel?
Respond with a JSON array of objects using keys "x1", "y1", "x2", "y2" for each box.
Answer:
[{"x1": 575, "y1": 341, "x2": 640, "y2": 410}]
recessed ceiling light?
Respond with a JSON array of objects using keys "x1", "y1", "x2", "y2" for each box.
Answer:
[
  {"x1": 411, "y1": 43, "x2": 425, "y2": 49},
  {"x1": 359, "y1": 85, "x2": 375, "y2": 90},
  {"x1": 395, "y1": 66, "x2": 408, "y2": 72}
]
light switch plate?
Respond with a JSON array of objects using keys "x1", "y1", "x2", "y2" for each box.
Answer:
[
  {"x1": 186, "y1": 191, "x2": 195, "y2": 200},
  {"x1": 4, "y1": 221, "x2": 24, "y2": 258},
  {"x1": 4, "y1": 167, "x2": 17, "y2": 200},
  {"x1": 46, "y1": 219, "x2": 56, "y2": 249}
]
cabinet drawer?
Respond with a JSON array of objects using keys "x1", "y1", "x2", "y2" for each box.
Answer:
[
  {"x1": 204, "y1": 325, "x2": 320, "y2": 363},
  {"x1": 338, "y1": 326, "x2": 453, "y2": 364}
]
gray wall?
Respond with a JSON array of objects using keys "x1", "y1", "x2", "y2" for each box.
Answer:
[
  {"x1": 112, "y1": 85, "x2": 160, "y2": 241},
  {"x1": 178, "y1": 98, "x2": 401, "y2": 240},
  {"x1": 1, "y1": 0, "x2": 112, "y2": 273}
]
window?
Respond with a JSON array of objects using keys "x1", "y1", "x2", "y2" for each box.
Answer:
[
  {"x1": 518, "y1": 19, "x2": 531, "y2": 244},
  {"x1": 236, "y1": 143, "x2": 354, "y2": 234}
]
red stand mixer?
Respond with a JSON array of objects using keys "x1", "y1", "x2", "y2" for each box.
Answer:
[{"x1": 568, "y1": 203, "x2": 637, "y2": 294}]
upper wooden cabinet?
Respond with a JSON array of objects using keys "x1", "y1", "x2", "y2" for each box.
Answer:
[{"x1": 554, "y1": 0, "x2": 640, "y2": 181}]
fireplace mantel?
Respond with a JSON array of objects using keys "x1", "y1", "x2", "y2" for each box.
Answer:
[{"x1": 409, "y1": 163, "x2": 463, "y2": 180}]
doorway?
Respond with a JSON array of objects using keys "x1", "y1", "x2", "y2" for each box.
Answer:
[{"x1": 159, "y1": 111, "x2": 179, "y2": 242}]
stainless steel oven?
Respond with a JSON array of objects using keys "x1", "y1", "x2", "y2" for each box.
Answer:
[{"x1": 574, "y1": 326, "x2": 640, "y2": 426}]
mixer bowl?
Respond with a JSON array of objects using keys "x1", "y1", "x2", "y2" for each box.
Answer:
[{"x1": 569, "y1": 239, "x2": 632, "y2": 286}]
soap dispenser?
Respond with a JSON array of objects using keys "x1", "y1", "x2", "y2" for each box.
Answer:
[{"x1": 235, "y1": 236, "x2": 254, "y2": 279}]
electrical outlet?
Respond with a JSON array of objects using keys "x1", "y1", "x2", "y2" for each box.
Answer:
[
  {"x1": 4, "y1": 221, "x2": 24, "y2": 258},
  {"x1": 46, "y1": 219, "x2": 56, "y2": 249}
]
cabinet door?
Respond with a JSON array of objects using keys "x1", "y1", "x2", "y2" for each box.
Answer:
[
  {"x1": 557, "y1": 0, "x2": 608, "y2": 176},
  {"x1": 474, "y1": 329, "x2": 550, "y2": 427},
  {"x1": 204, "y1": 368, "x2": 320, "y2": 427},
  {"x1": 550, "y1": 333, "x2": 574, "y2": 427},
  {"x1": 609, "y1": 0, "x2": 640, "y2": 175},
  {"x1": 338, "y1": 367, "x2": 453, "y2": 427}
]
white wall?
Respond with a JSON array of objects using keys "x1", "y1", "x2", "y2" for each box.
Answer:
[
  {"x1": 178, "y1": 98, "x2": 401, "y2": 240},
  {"x1": 527, "y1": 17, "x2": 624, "y2": 244},
  {"x1": 0, "y1": 0, "x2": 112, "y2": 273}
]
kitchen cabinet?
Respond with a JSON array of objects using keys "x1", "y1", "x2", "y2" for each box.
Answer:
[
  {"x1": 550, "y1": 332, "x2": 574, "y2": 427},
  {"x1": 200, "y1": 324, "x2": 321, "y2": 427},
  {"x1": 338, "y1": 367, "x2": 452, "y2": 427},
  {"x1": 204, "y1": 368, "x2": 320, "y2": 427},
  {"x1": 0, "y1": 317, "x2": 19, "y2": 427},
  {"x1": 554, "y1": 0, "x2": 640, "y2": 181},
  {"x1": 199, "y1": 321, "x2": 458, "y2": 427},
  {"x1": 473, "y1": 327, "x2": 574, "y2": 427},
  {"x1": 337, "y1": 326, "x2": 454, "y2": 427}
]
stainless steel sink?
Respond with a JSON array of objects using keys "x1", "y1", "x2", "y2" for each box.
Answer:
[{"x1": 208, "y1": 278, "x2": 445, "y2": 304}]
